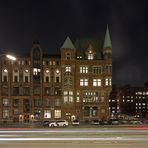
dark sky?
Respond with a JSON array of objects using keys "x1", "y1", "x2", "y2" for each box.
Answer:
[{"x1": 0, "y1": 0, "x2": 148, "y2": 86}]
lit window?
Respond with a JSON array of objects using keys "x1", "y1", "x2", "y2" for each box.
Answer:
[
  {"x1": 105, "y1": 78, "x2": 112, "y2": 86},
  {"x1": 44, "y1": 110, "x2": 51, "y2": 118},
  {"x1": 55, "y1": 110, "x2": 61, "y2": 118},
  {"x1": 65, "y1": 66, "x2": 71, "y2": 72},
  {"x1": 88, "y1": 53, "x2": 94, "y2": 60},
  {"x1": 80, "y1": 79, "x2": 88, "y2": 86},
  {"x1": 93, "y1": 79, "x2": 101, "y2": 86},
  {"x1": 80, "y1": 66, "x2": 88, "y2": 73},
  {"x1": 63, "y1": 90, "x2": 73, "y2": 103}
]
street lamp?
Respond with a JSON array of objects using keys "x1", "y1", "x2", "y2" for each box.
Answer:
[
  {"x1": 0, "y1": 54, "x2": 16, "y2": 61},
  {"x1": 6, "y1": 54, "x2": 16, "y2": 61}
]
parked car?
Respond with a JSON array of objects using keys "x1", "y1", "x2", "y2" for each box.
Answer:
[
  {"x1": 72, "y1": 120, "x2": 80, "y2": 126},
  {"x1": 49, "y1": 120, "x2": 69, "y2": 127},
  {"x1": 91, "y1": 119, "x2": 100, "y2": 125},
  {"x1": 43, "y1": 120, "x2": 50, "y2": 126},
  {"x1": 109, "y1": 119, "x2": 119, "y2": 125},
  {"x1": 129, "y1": 120, "x2": 143, "y2": 125}
]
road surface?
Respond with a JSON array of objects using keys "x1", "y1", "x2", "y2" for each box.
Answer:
[{"x1": 0, "y1": 127, "x2": 148, "y2": 148}]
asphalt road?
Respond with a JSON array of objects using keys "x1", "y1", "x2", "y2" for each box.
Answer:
[{"x1": 0, "y1": 127, "x2": 148, "y2": 148}]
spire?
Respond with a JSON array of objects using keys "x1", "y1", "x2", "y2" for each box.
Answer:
[
  {"x1": 61, "y1": 36, "x2": 75, "y2": 49},
  {"x1": 103, "y1": 25, "x2": 112, "y2": 49}
]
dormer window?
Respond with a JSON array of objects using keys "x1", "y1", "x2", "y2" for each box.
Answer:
[
  {"x1": 88, "y1": 53, "x2": 94, "y2": 60},
  {"x1": 66, "y1": 52, "x2": 71, "y2": 60},
  {"x1": 86, "y1": 44, "x2": 95, "y2": 60}
]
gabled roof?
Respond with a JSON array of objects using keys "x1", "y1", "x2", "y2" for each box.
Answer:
[
  {"x1": 103, "y1": 25, "x2": 112, "y2": 49},
  {"x1": 61, "y1": 36, "x2": 75, "y2": 49},
  {"x1": 75, "y1": 38, "x2": 103, "y2": 59}
]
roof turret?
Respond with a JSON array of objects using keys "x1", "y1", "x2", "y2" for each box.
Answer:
[
  {"x1": 103, "y1": 25, "x2": 112, "y2": 49},
  {"x1": 61, "y1": 36, "x2": 75, "y2": 49}
]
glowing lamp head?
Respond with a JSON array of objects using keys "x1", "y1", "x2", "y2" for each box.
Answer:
[{"x1": 6, "y1": 55, "x2": 16, "y2": 61}]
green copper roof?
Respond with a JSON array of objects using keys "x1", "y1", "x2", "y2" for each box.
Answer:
[
  {"x1": 75, "y1": 38, "x2": 103, "y2": 59},
  {"x1": 61, "y1": 36, "x2": 75, "y2": 49},
  {"x1": 103, "y1": 25, "x2": 112, "y2": 49}
]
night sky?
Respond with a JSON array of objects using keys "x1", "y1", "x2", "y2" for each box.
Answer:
[{"x1": 0, "y1": 0, "x2": 148, "y2": 86}]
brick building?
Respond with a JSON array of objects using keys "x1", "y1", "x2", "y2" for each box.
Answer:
[
  {"x1": 109, "y1": 84, "x2": 148, "y2": 118},
  {"x1": 0, "y1": 26, "x2": 112, "y2": 123}
]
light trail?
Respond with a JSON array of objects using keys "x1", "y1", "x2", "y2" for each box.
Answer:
[{"x1": 0, "y1": 137, "x2": 148, "y2": 141}]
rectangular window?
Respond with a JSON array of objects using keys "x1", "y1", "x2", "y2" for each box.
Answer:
[
  {"x1": 55, "y1": 98, "x2": 61, "y2": 106},
  {"x1": 56, "y1": 77, "x2": 59, "y2": 83},
  {"x1": 44, "y1": 110, "x2": 51, "y2": 118},
  {"x1": 88, "y1": 53, "x2": 93, "y2": 60},
  {"x1": 3, "y1": 109, "x2": 9, "y2": 119},
  {"x1": 13, "y1": 108, "x2": 19, "y2": 115},
  {"x1": 2, "y1": 86, "x2": 8, "y2": 95},
  {"x1": 83, "y1": 91, "x2": 99, "y2": 102},
  {"x1": 63, "y1": 90, "x2": 73, "y2": 103},
  {"x1": 93, "y1": 79, "x2": 101, "y2": 86},
  {"x1": 3, "y1": 76, "x2": 8, "y2": 82},
  {"x1": 34, "y1": 87, "x2": 40, "y2": 95},
  {"x1": 13, "y1": 99, "x2": 19, "y2": 107},
  {"x1": 34, "y1": 99, "x2": 42, "y2": 107},
  {"x1": 55, "y1": 110, "x2": 61, "y2": 119},
  {"x1": 92, "y1": 66, "x2": 102, "y2": 74},
  {"x1": 65, "y1": 66, "x2": 71, "y2": 72},
  {"x1": 13, "y1": 87, "x2": 19, "y2": 96},
  {"x1": 44, "y1": 99, "x2": 50, "y2": 107},
  {"x1": 80, "y1": 66, "x2": 88, "y2": 73},
  {"x1": 46, "y1": 76, "x2": 49, "y2": 83},
  {"x1": 76, "y1": 92, "x2": 80, "y2": 102},
  {"x1": 44, "y1": 87, "x2": 50, "y2": 95},
  {"x1": 14, "y1": 76, "x2": 18, "y2": 82},
  {"x1": 23, "y1": 99, "x2": 30, "y2": 113},
  {"x1": 23, "y1": 87, "x2": 30, "y2": 95},
  {"x1": 25, "y1": 76, "x2": 28, "y2": 82},
  {"x1": 105, "y1": 78, "x2": 112, "y2": 86},
  {"x1": 80, "y1": 79, "x2": 88, "y2": 86},
  {"x1": 3, "y1": 98, "x2": 9, "y2": 106}
]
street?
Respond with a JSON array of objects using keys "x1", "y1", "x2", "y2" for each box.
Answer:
[{"x1": 0, "y1": 127, "x2": 148, "y2": 148}]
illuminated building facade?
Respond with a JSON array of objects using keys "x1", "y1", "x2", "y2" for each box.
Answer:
[
  {"x1": 109, "y1": 84, "x2": 148, "y2": 118},
  {"x1": 0, "y1": 27, "x2": 112, "y2": 123}
]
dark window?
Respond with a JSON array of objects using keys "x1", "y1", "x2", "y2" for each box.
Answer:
[
  {"x1": 13, "y1": 87, "x2": 19, "y2": 96},
  {"x1": 13, "y1": 99, "x2": 19, "y2": 107},
  {"x1": 46, "y1": 76, "x2": 49, "y2": 83},
  {"x1": 34, "y1": 87, "x2": 40, "y2": 95},
  {"x1": 55, "y1": 98, "x2": 61, "y2": 106},
  {"x1": 3, "y1": 76, "x2": 7, "y2": 82},
  {"x1": 56, "y1": 61, "x2": 59, "y2": 65},
  {"x1": 34, "y1": 99, "x2": 42, "y2": 107},
  {"x1": 23, "y1": 87, "x2": 30, "y2": 95},
  {"x1": 46, "y1": 61, "x2": 49, "y2": 65},
  {"x1": 2, "y1": 86, "x2": 8, "y2": 95},
  {"x1": 44, "y1": 87, "x2": 50, "y2": 95},
  {"x1": 25, "y1": 76, "x2": 28, "y2": 82},
  {"x1": 56, "y1": 77, "x2": 59, "y2": 83},
  {"x1": 44, "y1": 99, "x2": 50, "y2": 107},
  {"x1": 23, "y1": 99, "x2": 30, "y2": 113},
  {"x1": 14, "y1": 76, "x2": 18, "y2": 82}
]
